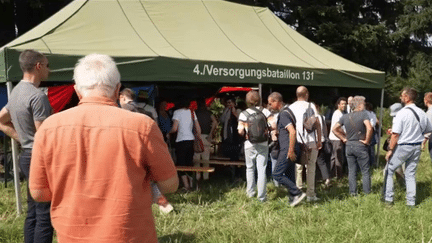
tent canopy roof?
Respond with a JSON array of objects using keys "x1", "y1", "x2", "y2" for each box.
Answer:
[{"x1": 0, "y1": 0, "x2": 385, "y2": 88}]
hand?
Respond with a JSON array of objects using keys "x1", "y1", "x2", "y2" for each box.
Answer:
[
  {"x1": 166, "y1": 133, "x2": 170, "y2": 140},
  {"x1": 385, "y1": 150, "x2": 393, "y2": 162},
  {"x1": 422, "y1": 139, "x2": 427, "y2": 151},
  {"x1": 317, "y1": 141, "x2": 322, "y2": 150},
  {"x1": 287, "y1": 149, "x2": 296, "y2": 162},
  {"x1": 359, "y1": 140, "x2": 369, "y2": 146}
]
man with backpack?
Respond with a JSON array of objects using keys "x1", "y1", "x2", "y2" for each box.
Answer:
[
  {"x1": 289, "y1": 86, "x2": 322, "y2": 202},
  {"x1": 268, "y1": 92, "x2": 307, "y2": 207},
  {"x1": 238, "y1": 91, "x2": 271, "y2": 202}
]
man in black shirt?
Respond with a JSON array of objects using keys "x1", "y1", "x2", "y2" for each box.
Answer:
[{"x1": 268, "y1": 92, "x2": 306, "y2": 207}]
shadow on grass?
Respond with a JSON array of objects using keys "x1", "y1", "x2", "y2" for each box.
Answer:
[
  {"x1": 416, "y1": 181, "x2": 431, "y2": 205},
  {"x1": 158, "y1": 232, "x2": 195, "y2": 243}
]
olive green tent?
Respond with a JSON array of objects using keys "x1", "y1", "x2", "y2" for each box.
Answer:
[
  {"x1": 0, "y1": 0, "x2": 384, "y2": 88},
  {"x1": 0, "y1": 0, "x2": 387, "y2": 215}
]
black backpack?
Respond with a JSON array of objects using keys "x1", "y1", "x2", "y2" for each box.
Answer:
[{"x1": 243, "y1": 107, "x2": 269, "y2": 143}]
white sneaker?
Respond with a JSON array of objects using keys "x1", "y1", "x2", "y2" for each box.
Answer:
[
  {"x1": 159, "y1": 203, "x2": 174, "y2": 214},
  {"x1": 290, "y1": 192, "x2": 306, "y2": 207},
  {"x1": 307, "y1": 196, "x2": 320, "y2": 202}
]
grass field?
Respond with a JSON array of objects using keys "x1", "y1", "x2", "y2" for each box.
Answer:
[{"x1": 1, "y1": 147, "x2": 432, "y2": 243}]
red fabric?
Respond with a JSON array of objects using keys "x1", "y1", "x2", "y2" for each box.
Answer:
[
  {"x1": 166, "y1": 86, "x2": 253, "y2": 110},
  {"x1": 219, "y1": 86, "x2": 252, "y2": 93},
  {"x1": 48, "y1": 85, "x2": 75, "y2": 113}
]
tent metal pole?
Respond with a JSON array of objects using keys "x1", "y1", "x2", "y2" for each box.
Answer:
[
  {"x1": 259, "y1": 83, "x2": 262, "y2": 106},
  {"x1": 375, "y1": 88, "x2": 385, "y2": 167},
  {"x1": 6, "y1": 81, "x2": 22, "y2": 216}
]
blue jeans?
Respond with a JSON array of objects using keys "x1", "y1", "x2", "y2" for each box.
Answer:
[
  {"x1": 385, "y1": 144, "x2": 420, "y2": 206},
  {"x1": 244, "y1": 143, "x2": 268, "y2": 202},
  {"x1": 270, "y1": 152, "x2": 279, "y2": 187},
  {"x1": 19, "y1": 149, "x2": 53, "y2": 243},
  {"x1": 345, "y1": 143, "x2": 370, "y2": 195},
  {"x1": 273, "y1": 147, "x2": 302, "y2": 197}
]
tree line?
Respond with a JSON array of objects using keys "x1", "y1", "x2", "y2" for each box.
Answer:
[{"x1": 0, "y1": 0, "x2": 431, "y2": 104}]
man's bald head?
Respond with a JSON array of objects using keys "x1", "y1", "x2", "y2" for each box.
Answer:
[{"x1": 296, "y1": 86, "x2": 309, "y2": 101}]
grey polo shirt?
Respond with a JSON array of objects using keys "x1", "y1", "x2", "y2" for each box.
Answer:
[{"x1": 5, "y1": 81, "x2": 52, "y2": 149}]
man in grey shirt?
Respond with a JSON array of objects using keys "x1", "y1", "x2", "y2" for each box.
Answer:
[
  {"x1": 333, "y1": 96, "x2": 373, "y2": 196},
  {"x1": 0, "y1": 49, "x2": 53, "y2": 243}
]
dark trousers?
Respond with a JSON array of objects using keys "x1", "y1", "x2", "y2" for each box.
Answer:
[
  {"x1": 273, "y1": 148, "x2": 302, "y2": 197},
  {"x1": 429, "y1": 137, "x2": 432, "y2": 161},
  {"x1": 19, "y1": 149, "x2": 53, "y2": 243},
  {"x1": 345, "y1": 143, "x2": 371, "y2": 195},
  {"x1": 330, "y1": 140, "x2": 345, "y2": 178},
  {"x1": 175, "y1": 140, "x2": 194, "y2": 176},
  {"x1": 316, "y1": 149, "x2": 330, "y2": 181}
]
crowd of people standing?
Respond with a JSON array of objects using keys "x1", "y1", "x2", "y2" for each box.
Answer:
[{"x1": 1, "y1": 49, "x2": 431, "y2": 242}]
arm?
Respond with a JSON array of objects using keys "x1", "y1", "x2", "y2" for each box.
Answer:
[
  {"x1": 34, "y1": 120, "x2": 44, "y2": 131},
  {"x1": 30, "y1": 188, "x2": 52, "y2": 202},
  {"x1": 315, "y1": 119, "x2": 322, "y2": 150},
  {"x1": 167, "y1": 119, "x2": 179, "y2": 138},
  {"x1": 29, "y1": 129, "x2": 51, "y2": 202},
  {"x1": 385, "y1": 133, "x2": 400, "y2": 161},
  {"x1": 194, "y1": 119, "x2": 201, "y2": 135},
  {"x1": 332, "y1": 123, "x2": 347, "y2": 143},
  {"x1": 238, "y1": 120, "x2": 246, "y2": 137},
  {"x1": 209, "y1": 115, "x2": 218, "y2": 140},
  {"x1": 156, "y1": 175, "x2": 179, "y2": 194},
  {"x1": 287, "y1": 123, "x2": 297, "y2": 161},
  {"x1": 361, "y1": 119, "x2": 373, "y2": 145},
  {"x1": 0, "y1": 107, "x2": 19, "y2": 142}
]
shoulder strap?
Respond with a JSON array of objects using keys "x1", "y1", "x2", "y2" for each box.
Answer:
[
  {"x1": 406, "y1": 107, "x2": 423, "y2": 131},
  {"x1": 406, "y1": 107, "x2": 420, "y2": 123},
  {"x1": 322, "y1": 115, "x2": 329, "y2": 139}
]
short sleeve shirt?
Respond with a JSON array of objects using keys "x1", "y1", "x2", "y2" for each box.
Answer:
[
  {"x1": 338, "y1": 110, "x2": 369, "y2": 144},
  {"x1": 277, "y1": 108, "x2": 294, "y2": 150},
  {"x1": 238, "y1": 107, "x2": 271, "y2": 149},
  {"x1": 329, "y1": 109, "x2": 345, "y2": 141},
  {"x1": 392, "y1": 104, "x2": 432, "y2": 144},
  {"x1": 172, "y1": 108, "x2": 197, "y2": 142},
  {"x1": 5, "y1": 81, "x2": 52, "y2": 149},
  {"x1": 29, "y1": 96, "x2": 177, "y2": 243},
  {"x1": 289, "y1": 101, "x2": 320, "y2": 145}
]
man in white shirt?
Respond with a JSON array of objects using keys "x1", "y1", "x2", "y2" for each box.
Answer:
[
  {"x1": 238, "y1": 91, "x2": 271, "y2": 202},
  {"x1": 346, "y1": 96, "x2": 353, "y2": 113},
  {"x1": 289, "y1": 86, "x2": 322, "y2": 202},
  {"x1": 329, "y1": 97, "x2": 347, "y2": 178},
  {"x1": 384, "y1": 87, "x2": 432, "y2": 207}
]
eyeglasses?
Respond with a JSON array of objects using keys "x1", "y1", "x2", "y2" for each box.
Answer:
[{"x1": 38, "y1": 62, "x2": 49, "y2": 68}]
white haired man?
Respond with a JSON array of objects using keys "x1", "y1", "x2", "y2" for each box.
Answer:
[
  {"x1": 0, "y1": 49, "x2": 53, "y2": 243},
  {"x1": 29, "y1": 54, "x2": 178, "y2": 242},
  {"x1": 333, "y1": 96, "x2": 373, "y2": 196}
]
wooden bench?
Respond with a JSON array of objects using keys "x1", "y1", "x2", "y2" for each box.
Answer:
[
  {"x1": 206, "y1": 160, "x2": 245, "y2": 167},
  {"x1": 176, "y1": 166, "x2": 215, "y2": 191},
  {"x1": 176, "y1": 166, "x2": 215, "y2": 173}
]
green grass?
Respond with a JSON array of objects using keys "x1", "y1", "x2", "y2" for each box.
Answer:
[{"x1": 2, "y1": 146, "x2": 432, "y2": 242}]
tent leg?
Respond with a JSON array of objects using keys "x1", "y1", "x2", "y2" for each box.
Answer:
[
  {"x1": 7, "y1": 81, "x2": 22, "y2": 216},
  {"x1": 375, "y1": 89, "x2": 385, "y2": 167},
  {"x1": 259, "y1": 83, "x2": 262, "y2": 106}
]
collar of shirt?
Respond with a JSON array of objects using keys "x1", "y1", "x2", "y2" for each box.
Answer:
[{"x1": 78, "y1": 96, "x2": 118, "y2": 107}]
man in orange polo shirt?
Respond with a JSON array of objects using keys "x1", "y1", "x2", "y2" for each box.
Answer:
[{"x1": 29, "y1": 54, "x2": 179, "y2": 242}]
